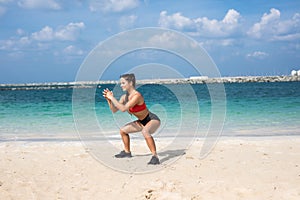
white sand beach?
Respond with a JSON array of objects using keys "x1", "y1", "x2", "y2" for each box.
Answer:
[{"x1": 0, "y1": 136, "x2": 300, "y2": 199}]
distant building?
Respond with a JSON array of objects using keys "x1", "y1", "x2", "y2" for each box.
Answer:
[
  {"x1": 189, "y1": 76, "x2": 209, "y2": 80},
  {"x1": 291, "y1": 70, "x2": 298, "y2": 76}
]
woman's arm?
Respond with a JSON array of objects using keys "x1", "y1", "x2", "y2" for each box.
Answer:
[
  {"x1": 106, "y1": 98, "x2": 118, "y2": 113},
  {"x1": 103, "y1": 89, "x2": 118, "y2": 113},
  {"x1": 105, "y1": 89, "x2": 141, "y2": 112}
]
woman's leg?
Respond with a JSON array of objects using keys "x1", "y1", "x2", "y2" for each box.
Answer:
[
  {"x1": 120, "y1": 121, "x2": 143, "y2": 152},
  {"x1": 142, "y1": 120, "x2": 160, "y2": 156}
]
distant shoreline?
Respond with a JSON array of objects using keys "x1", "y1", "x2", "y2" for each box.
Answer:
[{"x1": 1, "y1": 75, "x2": 300, "y2": 90}]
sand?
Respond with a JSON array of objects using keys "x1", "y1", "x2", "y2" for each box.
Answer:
[{"x1": 0, "y1": 136, "x2": 300, "y2": 199}]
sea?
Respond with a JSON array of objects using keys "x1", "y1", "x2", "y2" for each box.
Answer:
[{"x1": 0, "y1": 81, "x2": 299, "y2": 142}]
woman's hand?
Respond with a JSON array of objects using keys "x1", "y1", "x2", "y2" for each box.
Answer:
[
  {"x1": 103, "y1": 88, "x2": 118, "y2": 113},
  {"x1": 102, "y1": 88, "x2": 113, "y2": 100}
]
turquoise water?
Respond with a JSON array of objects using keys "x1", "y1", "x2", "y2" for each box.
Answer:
[
  {"x1": 0, "y1": 82, "x2": 299, "y2": 141},
  {"x1": 224, "y1": 82, "x2": 300, "y2": 136}
]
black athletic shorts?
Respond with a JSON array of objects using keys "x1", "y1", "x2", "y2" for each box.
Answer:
[{"x1": 138, "y1": 112, "x2": 160, "y2": 126}]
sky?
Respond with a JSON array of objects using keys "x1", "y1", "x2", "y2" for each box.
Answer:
[{"x1": 0, "y1": 0, "x2": 300, "y2": 83}]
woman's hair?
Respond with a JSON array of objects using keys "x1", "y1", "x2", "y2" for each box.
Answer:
[
  {"x1": 120, "y1": 73, "x2": 136, "y2": 88},
  {"x1": 120, "y1": 73, "x2": 136, "y2": 104}
]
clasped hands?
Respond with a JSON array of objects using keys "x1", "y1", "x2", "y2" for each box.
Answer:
[{"x1": 102, "y1": 88, "x2": 113, "y2": 100}]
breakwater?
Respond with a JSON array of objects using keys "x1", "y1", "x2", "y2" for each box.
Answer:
[{"x1": 1, "y1": 75, "x2": 300, "y2": 90}]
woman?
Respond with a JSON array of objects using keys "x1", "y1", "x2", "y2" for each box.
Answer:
[{"x1": 102, "y1": 73, "x2": 160, "y2": 165}]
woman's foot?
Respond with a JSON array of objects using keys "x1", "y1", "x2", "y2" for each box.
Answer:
[
  {"x1": 147, "y1": 155, "x2": 160, "y2": 165},
  {"x1": 114, "y1": 150, "x2": 132, "y2": 158}
]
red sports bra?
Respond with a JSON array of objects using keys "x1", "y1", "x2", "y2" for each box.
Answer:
[{"x1": 129, "y1": 102, "x2": 147, "y2": 113}]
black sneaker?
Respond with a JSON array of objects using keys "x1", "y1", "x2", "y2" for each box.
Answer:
[
  {"x1": 147, "y1": 156, "x2": 160, "y2": 165},
  {"x1": 114, "y1": 150, "x2": 132, "y2": 158}
]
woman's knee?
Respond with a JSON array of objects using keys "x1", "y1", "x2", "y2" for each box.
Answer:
[
  {"x1": 120, "y1": 129, "x2": 128, "y2": 135},
  {"x1": 142, "y1": 130, "x2": 151, "y2": 138}
]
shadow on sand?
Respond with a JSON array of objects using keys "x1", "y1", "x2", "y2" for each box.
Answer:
[
  {"x1": 134, "y1": 149, "x2": 186, "y2": 164},
  {"x1": 158, "y1": 149, "x2": 186, "y2": 163}
]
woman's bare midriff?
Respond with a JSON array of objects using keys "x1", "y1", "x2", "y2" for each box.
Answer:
[{"x1": 129, "y1": 108, "x2": 149, "y2": 120}]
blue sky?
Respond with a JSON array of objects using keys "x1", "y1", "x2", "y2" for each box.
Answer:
[{"x1": 0, "y1": 0, "x2": 299, "y2": 83}]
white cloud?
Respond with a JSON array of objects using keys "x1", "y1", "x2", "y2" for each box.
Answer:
[
  {"x1": 0, "y1": 39, "x2": 15, "y2": 50},
  {"x1": 19, "y1": 36, "x2": 31, "y2": 45},
  {"x1": 148, "y1": 31, "x2": 180, "y2": 49},
  {"x1": 18, "y1": 0, "x2": 61, "y2": 10},
  {"x1": 0, "y1": 36, "x2": 31, "y2": 51},
  {"x1": 194, "y1": 9, "x2": 241, "y2": 37},
  {"x1": 0, "y1": 22, "x2": 85, "y2": 52},
  {"x1": 63, "y1": 45, "x2": 84, "y2": 55},
  {"x1": 89, "y1": 0, "x2": 139, "y2": 12},
  {"x1": 119, "y1": 14, "x2": 137, "y2": 29},
  {"x1": 148, "y1": 31, "x2": 198, "y2": 50},
  {"x1": 159, "y1": 9, "x2": 241, "y2": 37},
  {"x1": 31, "y1": 26, "x2": 54, "y2": 41},
  {"x1": 159, "y1": 11, "x2": 194, "y2": 30},
  {"x1": 219, "y1": 39, "x2": 236, "y2": 47},
  {"x1": 246, "y1": 51, "x2": 269, "y2": 59},
  {"x1": 55, "y1": 22, "x2": 85, "y2": 41},
  {"x1": 247, "y1": 8, "x2": 300, "y2": 41},
  {"x1": 31, "y1": 22, "x2": 85, "y2": 41}
]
